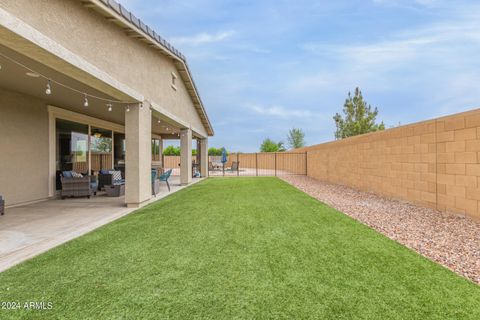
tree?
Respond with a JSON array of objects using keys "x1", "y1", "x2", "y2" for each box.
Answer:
[
  {"x1": 162, "y1": 146, "x2": 196, "y2": 156},
  {"x1": 287, "y1": 128, "x2": 306, "y2": 149},
  {"x1": 333, "y1": 87, "x2": 385, "y2": 139},
  {"x1": 163, "y1": 145, "x2": 180, "y2": 156},
  {"x1": 91, "y1": 137, "x2": 112, "y2": 153},
  {"x1": 208, "y1": 147, "x2": 228, "y2": 156},
  {"x1": 260, "y1": 138, "x2": 286, "y2": 152}
]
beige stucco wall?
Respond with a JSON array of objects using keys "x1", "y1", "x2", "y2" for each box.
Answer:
[
  {"x1": 0, "y1": 0, "x2": 207, "y2": 137},
  {"x1": 294, "y1": 108, "x2": 480, "y2": 220},
  {"x1": 0, "y1": 88, "x2": 49, "y2": 206}
]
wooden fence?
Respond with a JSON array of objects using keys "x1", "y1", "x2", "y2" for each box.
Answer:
[
  {"x1": 209, "y1": 152, "x2": 307, "y2": 176},
  {"x1": 72, "y1": 153, "x2": 113, "y2": 172},
  {"x1": 71, "y1": 153, "x2": 306, "y2": 178}
]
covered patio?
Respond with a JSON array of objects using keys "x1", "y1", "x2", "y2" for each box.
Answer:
[
  {"x1": 0, "y1": 0, "x2": 213, "y2": 210},
  {"x1": 0, "y1": 176, "x2": 203, "y2": 272}
]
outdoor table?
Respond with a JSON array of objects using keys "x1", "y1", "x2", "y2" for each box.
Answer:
[{"x1": 105, "y1": 184, "x2": 125, "y2": 197}]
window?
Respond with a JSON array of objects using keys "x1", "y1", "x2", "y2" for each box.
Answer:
[
  {"x1": 171, "y1": 72, "x2": 177, "y2": 91},
  {"x1": 90, "y1": 127, "x2": 113, "y2": 171},
  {"x1": 152, "y1": 139, "x2": 161, "y2": 161},
  {"x1": 114, "y1": 132, "x2": 125, "y2": 167}
]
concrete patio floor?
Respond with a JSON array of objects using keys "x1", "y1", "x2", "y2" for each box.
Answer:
[{"x1": 0, "y1": 176, "x2": 202, "y2": 272}]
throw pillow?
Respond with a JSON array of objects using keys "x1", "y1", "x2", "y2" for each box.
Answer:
[
  {"x1": 72, "y1": 172, "x2": 83, "y2": 178},
  {"x1": 110, "y1": 170, "x2": 123, "y2": 181}
]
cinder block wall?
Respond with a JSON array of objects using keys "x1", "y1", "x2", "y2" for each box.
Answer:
[{"x1": 294, "y1": 109, "x2": 480, "y2": 220}]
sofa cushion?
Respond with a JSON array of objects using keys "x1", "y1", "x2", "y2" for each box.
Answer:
[{"x1": 62, "y1": 171, "x2": 73, "y2": 178}]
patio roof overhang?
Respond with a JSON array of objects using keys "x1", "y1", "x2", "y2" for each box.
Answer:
[{"x1": 0, "y1": 43, "x2": 190, "y2": 137}]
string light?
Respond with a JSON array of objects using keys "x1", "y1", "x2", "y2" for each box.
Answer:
[
  {"x1": 107, "y1": 103, "x2": 112, "y2": 112},
  {"x1": 45, "y1": 80, "x2": 52, "y2": 95},
  {"x1": 157, "y1": 119, "x2": 161, "y2": 124},
  {"x1": 0, "y1": 51, "x2": 138, "y2": 107},
  {"x1": 126, "y1": 105, "x2": 130, "y2": 112}
]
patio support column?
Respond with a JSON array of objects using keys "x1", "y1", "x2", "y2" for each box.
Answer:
[
  {"x1": 180, "y1": 128, "x2": 192, "y2": 185},
  {"x1": 125, "y1": 101, "x2": 152, "y2": 207},
  {"x1": 159, "y1": 138, "x2": 163, "y2": 167},
  {"x1": 199, "y1": 138, "x2": 208, "y2": 177},
  {"x1": 196, "y1": 139, "x2": 201, "y2": 167}
]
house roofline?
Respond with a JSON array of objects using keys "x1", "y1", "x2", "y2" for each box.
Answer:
[{"x1": 82, "y1": 0, "x2": 214, "y2": 136}]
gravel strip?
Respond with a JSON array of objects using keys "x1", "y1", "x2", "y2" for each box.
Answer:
[{"x1": 281, "y1": 175, "x2": 480, "y2": 284}]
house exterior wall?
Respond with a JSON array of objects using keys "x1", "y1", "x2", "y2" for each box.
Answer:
[
  {"x1": 294, "y1": 108, "x2": 480, "y2": 220},
  {"x1": 0, "y1": 0, "x2": 207, "y2": 137},
  {"x1": 0, "y1": 88, "x2": 49, "y2": 205}
]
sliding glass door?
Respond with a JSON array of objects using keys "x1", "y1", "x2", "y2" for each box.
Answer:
[
  {"x1": 55, "y1": 119, "x2": 89, "y2": 190},
  {"x1": 55, "y1": 118, "x2": 125, "y2": 190}
]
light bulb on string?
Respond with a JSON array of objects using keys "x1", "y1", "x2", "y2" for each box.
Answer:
[
  {"x1": 83, "y1": 94, "x2": 89, "y2": 107},
  {"x1": 126, "y1": 105, "x2": 130, "y2": 112},
  {"x1": 45, "y1": 80, "x2": 52, "y2": 95},
  {"x1": 107, "y1": 103, "x2": 112, "y2": 112}
]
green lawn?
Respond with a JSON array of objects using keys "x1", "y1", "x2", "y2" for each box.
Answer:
[{"x1": 0, "y1": 178, "x2": 479, "y2": 319}]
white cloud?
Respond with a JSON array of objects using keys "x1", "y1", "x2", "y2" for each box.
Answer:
[
  {"x1": 171, "y1": 31, "x2": 235, "y2": 46},
  {"x1": 295, "y1": 9, "x2": 480, "y2": 94},
  {"x1": 247, "y1": 104, "x2": 311, "y2": 118},
  {"x1": 303, "y1": 19, "x2": 480, "y2": 67},
  {"x1": 372, "y1": 0, "x2": 440, "y2": 9}
]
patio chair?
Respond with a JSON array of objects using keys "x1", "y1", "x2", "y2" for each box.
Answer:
[
  {"x1": 229, "y1": 161, "x2": 240, "y2": 172},
  {"x1": 209, "y1": 161, "x2": 214, "y2": 171},
  {"x1": 60, "y1": 171, "x2": 97, "y2": 199},
  {"x1": 152, "y1": 169, "x2": 160, "y2": 196},
  {"x1": 159, "y1": 169, "x2": 173, "y2": 191},
  {"x1": 98, "y1": 170, "x2": 124, "y2": 190}
]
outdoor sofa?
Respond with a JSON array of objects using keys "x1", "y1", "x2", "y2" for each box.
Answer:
[{"x1": 60, "y1": 171, "x2": 98, "y2": 199}]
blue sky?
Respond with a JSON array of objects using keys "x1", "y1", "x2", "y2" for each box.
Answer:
[{"x1": 119, "y1": 0, "x2": 480, "y2": 152}]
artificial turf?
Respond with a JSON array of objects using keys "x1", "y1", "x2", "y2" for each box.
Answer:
[{"x1": 0, "y1": 177, "x2": 479, "y2": 319}]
